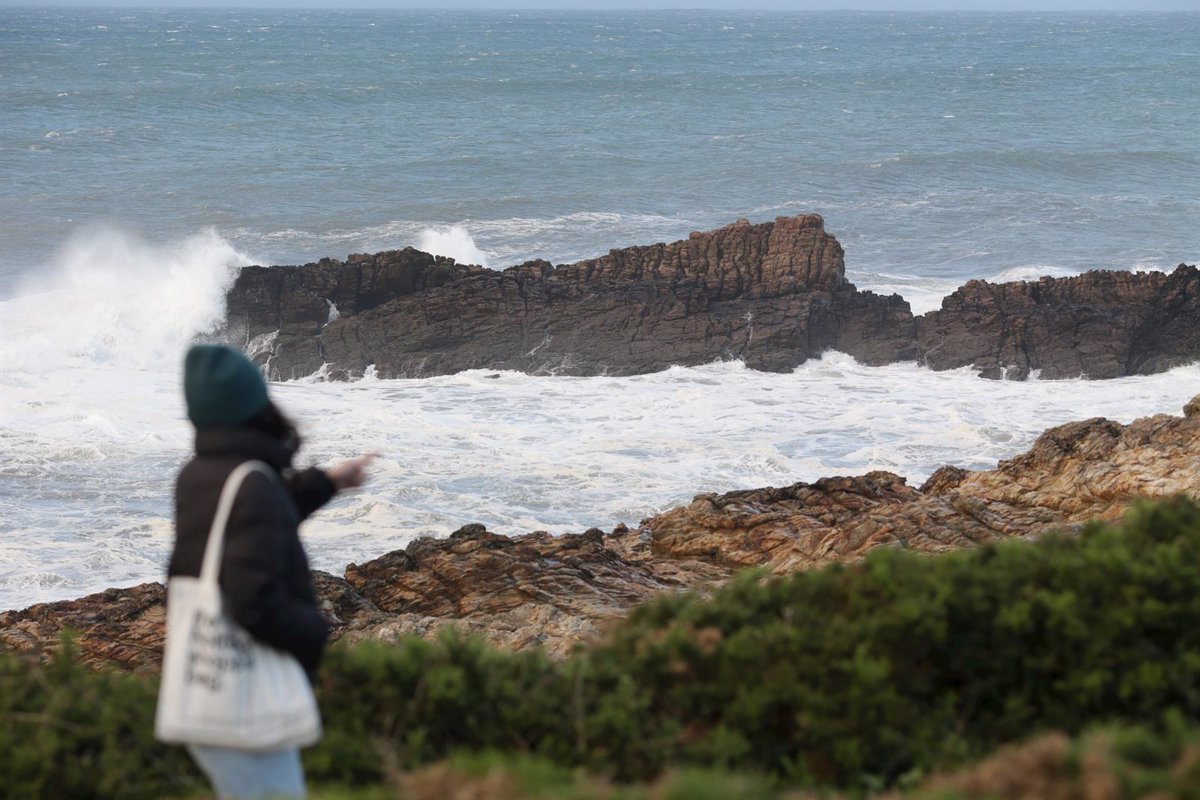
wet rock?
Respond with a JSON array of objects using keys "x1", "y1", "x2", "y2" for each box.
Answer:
[
  {"x1": 225, "y1": 215, "x2": 914, "y2": 380},
  {"x1": 915, "y1": 265, "x2": 1200, "y2": 380},
  {"x1": 222, "y1": 216, "x2": 1198, "y2": 381},
  {"x1": 310, "y1": 570, "x2": 386, "y2": 629}
]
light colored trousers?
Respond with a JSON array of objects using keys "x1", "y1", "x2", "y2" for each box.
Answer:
[{"x1": 187, "y1": 744, "x2": 307, "y2": 800}]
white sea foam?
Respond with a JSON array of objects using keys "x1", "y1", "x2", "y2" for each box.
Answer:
[
  {"x1": 0, "y1": 225, "x2": 247, "y2": 373},
  {"x1": 987, "y1": 264, "x2": 1081, "y2": 284},
  {"x1": 202, "y1": 356, "x2": 1200, "y2": 579},
  {"x1": 416, "y1": 226, "x2": 491, "y2": 268},
  {"x1": 850, "y1": 270, "x2": 961, "y2": 315},
  {"x1": 1132, "y1": 260, "x2": 1183, "y2": 274}
]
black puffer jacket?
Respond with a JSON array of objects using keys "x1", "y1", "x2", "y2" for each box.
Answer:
[{"x1": 169, "y1": 427, "x2": 335, "y2": 676}]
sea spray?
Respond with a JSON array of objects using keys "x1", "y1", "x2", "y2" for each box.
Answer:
[
  {"x1": 416, "y1": 226, "x2": 491, "y2": 268},
  {"x1": 0, "y1": 226, "x2": 248, "y2": 373}
]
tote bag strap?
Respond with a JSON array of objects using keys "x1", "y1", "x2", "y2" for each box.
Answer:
[{"x1": 198, "y1": 460, "x2": 274, "y2": 586}]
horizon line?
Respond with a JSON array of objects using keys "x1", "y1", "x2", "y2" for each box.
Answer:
[{"x1": 2, "y1": 3, "x2": 1196, "y2": 10}]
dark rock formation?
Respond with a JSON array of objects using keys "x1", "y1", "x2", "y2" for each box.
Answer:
[
  {"x1": 5, "y1": 396, "x2": 1198, "y2": 670},
  {"x1": 224, "y1": 248, "x2": 479, "y2": 378},
  {"x1": 221, "y1": 215, "x2": 1197, "y2": 380},
  {"x1": 916, "y1": 265, "x2": 1200, "y2": 379},
  {"x1": 223, "y1": 215, "x2": 916, "y2": 379}
]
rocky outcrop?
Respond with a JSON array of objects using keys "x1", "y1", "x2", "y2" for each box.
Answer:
[
  {"x1": 0, "y1": 583, "x2": 165, "y2": 673},
  {"x1": 0, "y1": 526, "x2": 727, "y2": 670},
  {"x1": 331, "y1": 525, "x2": 728, "y2": 657},
  {"x1": 224, "y1": 248, "x2": 483, "y2": 378},
  {"x1": 916, "y1": 265, "x2": 1200, "y2": 379},
  {"x1": 4, "y1": 396, "x2": 1198, "y2": 670},
  {"x1": 222, "y1": 215, "x2": 1198, "y2": 380},
  {"x1": 223, "y1": 215, "x2": 917, "y2": 379},
  {"x1": 647, "y1": 398, "x2": 1200, "y2": 573}
]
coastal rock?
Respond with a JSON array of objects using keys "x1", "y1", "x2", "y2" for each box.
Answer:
[
  {"x1": 225, "y1": 215, "x2": 916, "y2": 379},
  {"x1": 647, "y1": 400, "x2": 1200, "y2": 573},
  {"x1": 0, "y1": 583, "x2": 165, "y2": 673},
  {"x1": 916, "y1": 265, "x2": 1200, "y2": 379},
  {"x1": 222, "y1": 216, "x2": 1198, "y2": 381},
  {"x1": 3, "y1": 396, "x2": 1198, "y2": 669},
  {"x1": 224, "y1": 248, "x2": 480, "y2": 379},
  {"x1": 335, "y1": 524, "x2": 720, "y2": 657}
]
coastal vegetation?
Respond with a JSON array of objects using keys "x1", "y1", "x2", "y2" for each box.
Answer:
[{"x1": 3, "y1": 496, "x2": 1200, "y2": 799}]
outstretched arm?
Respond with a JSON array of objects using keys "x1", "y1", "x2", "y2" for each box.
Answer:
[
  {"x1": 284, "y1": 453, "x2": 378, "y2": 520},
  {"x1": 325, "y1": 453, "x2": 378, "y2": 492},
  {"x1": 284, "y1": 467, "x2": 337, "y2": 521}
]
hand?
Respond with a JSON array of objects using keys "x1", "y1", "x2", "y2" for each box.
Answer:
[{"x1": 327, "y1": 453, "x2": 378, "y2": 492}]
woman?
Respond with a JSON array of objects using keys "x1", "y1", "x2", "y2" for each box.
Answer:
[{"x1": 167, "y1": 344, "x2": 374, "y2": 800}]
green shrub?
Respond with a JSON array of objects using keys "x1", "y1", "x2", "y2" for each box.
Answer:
[
  {"x1": 578, "y1": 496, "x2": 1200, "y2": 786},
  {"x1": 308, "y1": 631, "x2": 567, "y2": 783},
  {"x1": 0, "y1": 638, "x2": 201, "y2": 800},
  {"x1": 3, "y1": 496, "x2": 1200, "y2": 797}
]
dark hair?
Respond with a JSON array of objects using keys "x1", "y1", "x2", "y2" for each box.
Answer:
[{"x1": 244, "y1": 400, "x2": 301, "y2": 454}]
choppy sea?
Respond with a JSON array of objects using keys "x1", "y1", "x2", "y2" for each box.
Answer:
[{"x1": 1, "y1": 8, "x2": 1197, "y2": 608}]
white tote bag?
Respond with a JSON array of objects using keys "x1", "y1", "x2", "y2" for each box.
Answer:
[{"x1": 155, "y1": 460, "x2": 323, "y2": 750}]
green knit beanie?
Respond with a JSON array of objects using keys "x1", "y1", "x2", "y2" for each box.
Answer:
[{"x1": 183, "y1": 344, "x2": 269, "y2": 428}]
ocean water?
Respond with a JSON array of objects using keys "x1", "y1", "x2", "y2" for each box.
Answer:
[{"x1": 0, "y1": 8, "x2": 1197, "y2": 609}]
